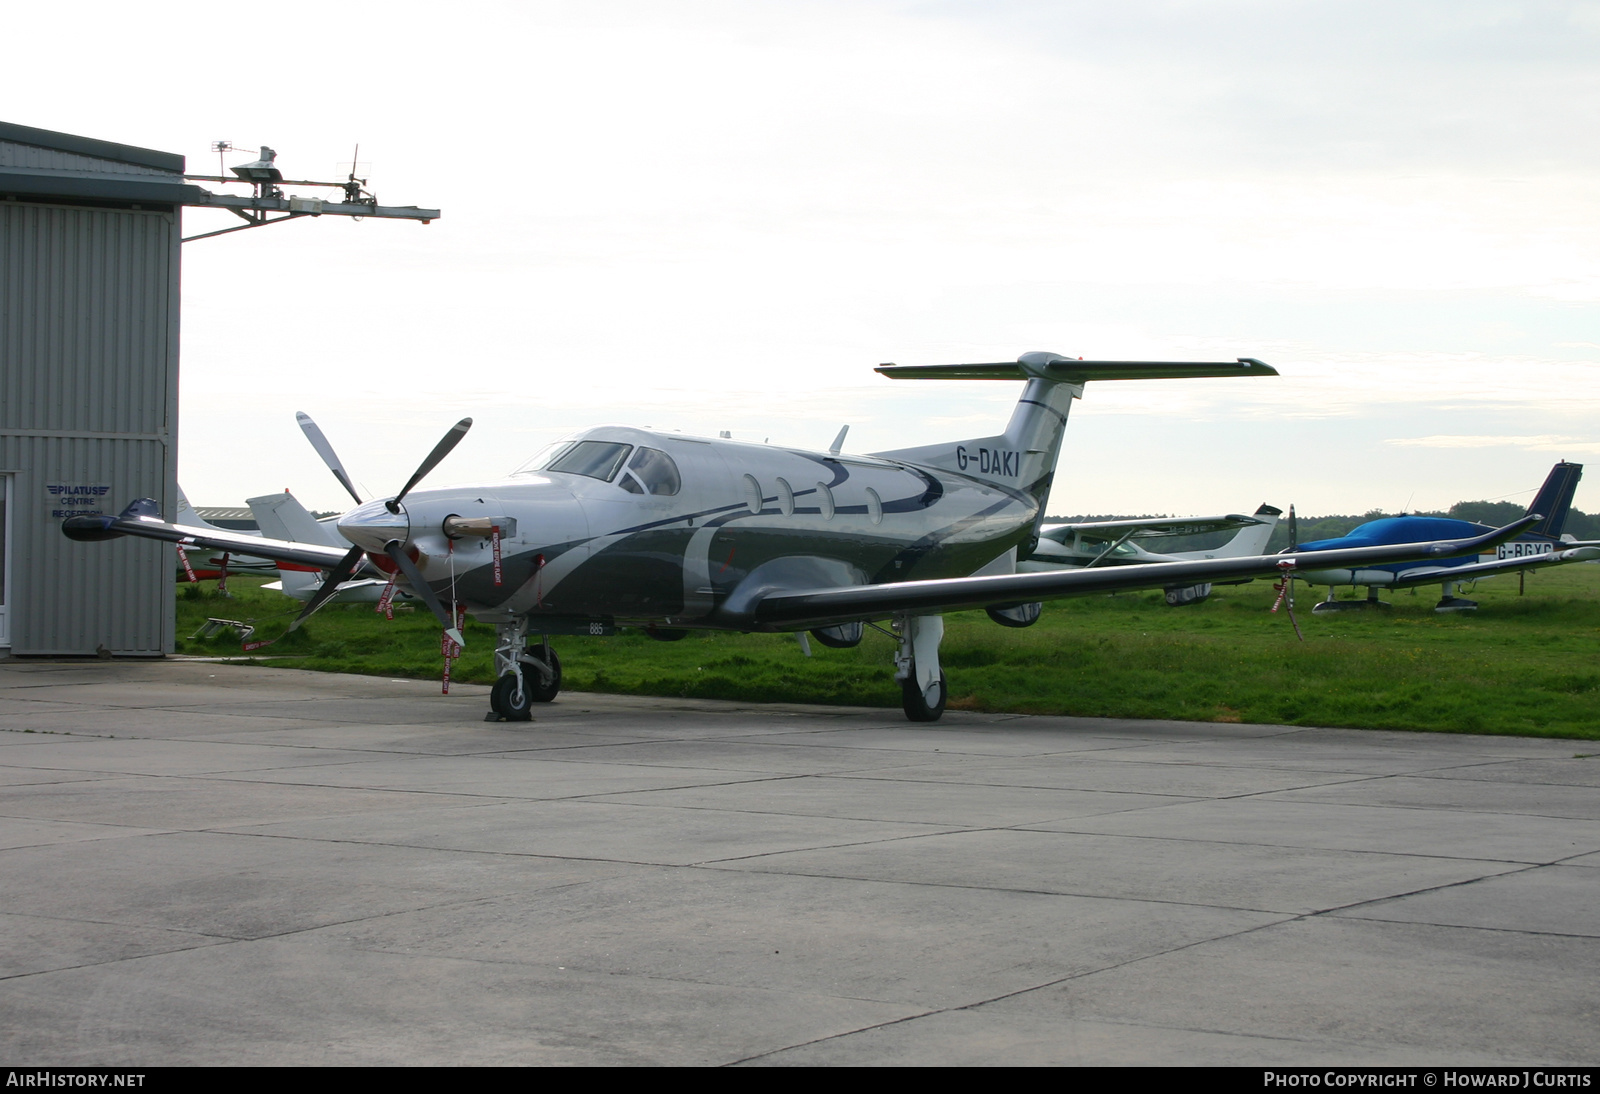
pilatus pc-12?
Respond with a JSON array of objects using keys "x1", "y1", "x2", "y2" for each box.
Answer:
[{"x1": 65, "y1": 353, "x2": 1533, "y2": 722}]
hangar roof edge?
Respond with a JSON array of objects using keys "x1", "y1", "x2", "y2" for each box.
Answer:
[{"x1": 0, "y1": 121, "x2": 184, "y2": 174}]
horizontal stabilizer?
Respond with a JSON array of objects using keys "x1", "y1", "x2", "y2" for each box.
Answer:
[{"x1": 876, "y1": 355, "x2": 1275, "y2": 383}]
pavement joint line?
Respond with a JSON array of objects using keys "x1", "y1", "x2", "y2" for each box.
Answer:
[
  {"x1": 1252, "y1": 794, "x2": 1600, "y2": 824},
  {"x1": 685, "y1": 826, "x2": 982, "y2": 866},
  {"x1": 0, "y1": 828, "x2": 187, "y2": 850},
  {"x1": 725, "y1": 910, "x2": 1306, "y2": 1065},
  {"x1": 140, "y1": 770, "x2": 820, "y2": 802},
  {"x1": 810, "y1": 772, "x2": 1213, "y2": 797},
  {"x1": 1302, "y1": 860, "x2": 1549, "y2": 919},
  {"x1": 809, "y1": 770, "x2": 1383, "y2": 799},
  {"x1": 0, "y1": 940, "x2": 242, "y2": 985},
  {"x1": 0, "y1": 908, "x2": 238, "y2": 940},
  {"x1": 1321, "y1": 913, "x2": 1600, "y2": 941},
  {"x1": 997, "y1": 824, "x2": 1599, "y2": 866},
  {"x1": 693, "y1": 859, "x2": 1507, "y2": 916},
  {"x1": 155, "y1": 826, "x2": 980, "y2": 872}
]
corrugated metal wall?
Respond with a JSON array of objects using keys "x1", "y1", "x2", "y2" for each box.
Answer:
[{"x1": 0, "y1": 198, "x2": 179, "y2": 655}]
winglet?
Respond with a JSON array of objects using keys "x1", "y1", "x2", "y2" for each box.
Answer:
[{"x1": 61, "y1": 498, "x2": 162, "y2": 542}]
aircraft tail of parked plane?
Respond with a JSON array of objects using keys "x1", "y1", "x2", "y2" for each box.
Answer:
[
  {"x1": 1296, "y1": 461, "x2": 1595, "y2": 613},
  {"x1": 173, "y1": 485, "x2": 276, "y2": 579},
  {"x1": 247, "y1": 492, "x2": 345, "y2": 548},
  {"x1": 1203, "y1": 504, "x2": 1283, "y2": 559},
  {"x1": 1525, "y1": 460, "x2": 1582, "y2": 539},
  {"x1": 875, "y1": 353, "x2": 1277, "y2": 545},
  {"x1": 247, "y1": 492, "x2": 407, "y2": 605},
  {"x1": 1020, "y1": 503, "x2": 1282, "y2": 605}
]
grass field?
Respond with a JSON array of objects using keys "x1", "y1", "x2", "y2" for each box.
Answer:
[{"x1": 175, "y1": 564, "x2": 1600, "y2": 739}]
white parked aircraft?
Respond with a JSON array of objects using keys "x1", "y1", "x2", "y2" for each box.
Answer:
[
  {"x1": 1022, "y1": 505, "x2": 1282, "y2": 605},
  {"x1": 67, "y1": 353, "x2": 1532, "y2": 722}
]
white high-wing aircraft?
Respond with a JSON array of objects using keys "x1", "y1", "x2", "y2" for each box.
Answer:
[
  {"x1": 65, "y1": 353, "x2": 1533, "y2": 722},
  {"x1": 1021, "y1": 505, "x2": 1283, "y2": 605}
]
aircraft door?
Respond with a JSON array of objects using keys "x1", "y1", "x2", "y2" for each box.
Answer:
[
  {"x1": 659, "y1": 440, "x2": 738, "y2": 620},
  {"x1": 575, "y1": 441, "x2": 713, "y2": 619}
]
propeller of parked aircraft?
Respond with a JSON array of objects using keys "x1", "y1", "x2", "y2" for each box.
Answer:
[{"x1": 286, "y1": 412, "x2": 475, "y2": 646}]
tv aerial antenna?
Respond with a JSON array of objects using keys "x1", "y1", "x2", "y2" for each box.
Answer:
[{"x1": 181, "y1": 139, "x2": 439, "y2": 242}]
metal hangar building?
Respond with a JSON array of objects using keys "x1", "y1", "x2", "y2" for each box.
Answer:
[{"x1": 0, "y1": 121, "x2": 195, "y2": 656}]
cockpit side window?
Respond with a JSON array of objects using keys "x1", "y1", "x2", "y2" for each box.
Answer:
[
  {"x1": 616, "y1": 447, "x2": 681, "y2": 496},
  {"x1": 546, "y1": 440, "x2": 634, "y2": 482}
]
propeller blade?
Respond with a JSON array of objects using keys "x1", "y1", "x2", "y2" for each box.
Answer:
[
  {"x1": 387, "y1": 417, "x2": 473, "y2": 514},
  {"x1": 296, "y1": 412, "x2": 363, "y2": 506},
  {"x1": 1288, "y1": 504, "x2": 1298, "y2": 552},
  {"x1": 286, "y1": 545, "x2": 366, "y2": 633},
  {"x1": 385, "y1": 542, "x2": 464, "y2": 647}
]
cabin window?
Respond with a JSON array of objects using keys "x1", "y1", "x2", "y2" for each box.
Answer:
[
  {"x1": 816, "y1": 481, "x2": 835, "y2": 520},
  {"x1": 865, "y1": 487, "x2": 883, "y2": 525},
  {"x1": 546, "y1": 441, "x2": 633, "y2": 482},
  {"x1": 743, "y1": 474, "x2": 763, "y2": 515},
  {"x1": 776, "y1": 477, "x2": 795, "y2": 516},
  {"x1": 617, "y1": 447, "x2": 681, "y2": 496}
]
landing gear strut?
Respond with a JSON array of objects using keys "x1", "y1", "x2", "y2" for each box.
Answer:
[
  {"x1": 488, "y1": 618, "x2": 561, "y2": 721},
  {"x1": 894, "y1": 613, "x2": 947, "y2": 722},
  {"x1": 1435, "y1": 581, "x2": 1478, "y2": 613},
  {"x1": 1311, "y1": 587, "x2": 1390, "y2": 614}
]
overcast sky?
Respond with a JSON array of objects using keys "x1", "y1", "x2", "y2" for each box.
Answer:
[{"x1": 7, "y1": 1, "x2": 1600, "y2": 517}]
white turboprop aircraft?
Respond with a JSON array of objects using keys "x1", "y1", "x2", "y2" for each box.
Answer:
[
  {"x1": 66, "y1": 353, "x2": 1533, "y2": 722},
  {"x1": 1022, "y1": 505, "x2": 1283, "y2": 605}
]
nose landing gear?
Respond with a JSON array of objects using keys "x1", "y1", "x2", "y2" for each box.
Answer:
[{"x1": 488, "y1": 618, "x2": 562, "y2": 721}]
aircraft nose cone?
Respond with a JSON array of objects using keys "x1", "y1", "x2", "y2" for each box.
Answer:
[{"x1": 338, "y1": 499, "x2": 409, "y2": 551}]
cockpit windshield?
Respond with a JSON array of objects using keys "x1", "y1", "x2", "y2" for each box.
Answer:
[
  {"x1": 514, "y1": 438, "x2": 681, "y2": 495},
  {"x1": 517, "y1": 439, "x2": 634, "y2": 483}
]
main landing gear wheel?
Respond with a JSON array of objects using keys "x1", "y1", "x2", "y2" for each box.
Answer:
[
  {"x1": 901, "y1": 666, "x2": 948, "y2": 722},
  {"x1": 490, "y1": 673, "x2": 534, "y2": 721},
  {"x1": 526, "y1": 647, "x2": 562, "y2": 702}
]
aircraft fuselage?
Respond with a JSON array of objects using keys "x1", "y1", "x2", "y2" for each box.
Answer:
[{"x1": 335, "y1": 426, "x2": 1039, "y2": 632}]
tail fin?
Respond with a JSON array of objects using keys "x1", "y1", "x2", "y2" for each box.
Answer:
[
  {"x1": 872, "y1": 351, "x2": 1276, "y2": 523},
  {"x1": 1208, "y1": 503, "x2": 1282, "y2": 558},
  {"x1": 174, "y1": 485, "x2": 228, "y2": 533},
  {"x1": 1525, "y1": 462, "x2": 1582, "y2": 538},
  {"x1": 246, "y1": 492, "x2": 347, "y2": 548}
]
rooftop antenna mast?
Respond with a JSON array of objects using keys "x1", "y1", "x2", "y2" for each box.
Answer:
[
  {"x1": 342, "y1": 143, "x2": 369, "y2": 206},
  {"x1": 181, "y1": 140, "x2": 438, "y2": 242}
]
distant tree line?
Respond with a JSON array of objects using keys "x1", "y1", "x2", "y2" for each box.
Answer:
[{"x1": 1043, "y1": 501, "x2": 1600, "y2": 555}]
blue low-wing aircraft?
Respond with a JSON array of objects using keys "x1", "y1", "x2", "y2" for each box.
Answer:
[
  {"x1": 64, "y1": 353, "x2": 1536, "y2": 722},
  {"x1": 1293, "y1": 461, "x2": 1599, "y2": 613}
]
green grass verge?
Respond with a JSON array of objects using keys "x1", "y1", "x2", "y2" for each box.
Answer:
[{"x1": 175, "y1": 564, "x2": 1600, "y2": 739}]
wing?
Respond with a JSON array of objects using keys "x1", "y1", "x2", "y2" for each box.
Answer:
[
  {"x1": 64, "y1": 499, "x2": 359, "y2": 572},
  {"x1": 1045, "y1": 513, "x2": 1270, "y2": 541},
  {"x1": 1385, "y1": 546, "x2": 1600, "y2": 589},
  {"x1": 747, "y1": 518, "x2": 1538, "y2": 631}
]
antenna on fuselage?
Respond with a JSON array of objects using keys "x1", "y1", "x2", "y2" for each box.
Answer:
[{"x1": 829, "y1": 425, "x2": 848, "y2": 455}]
